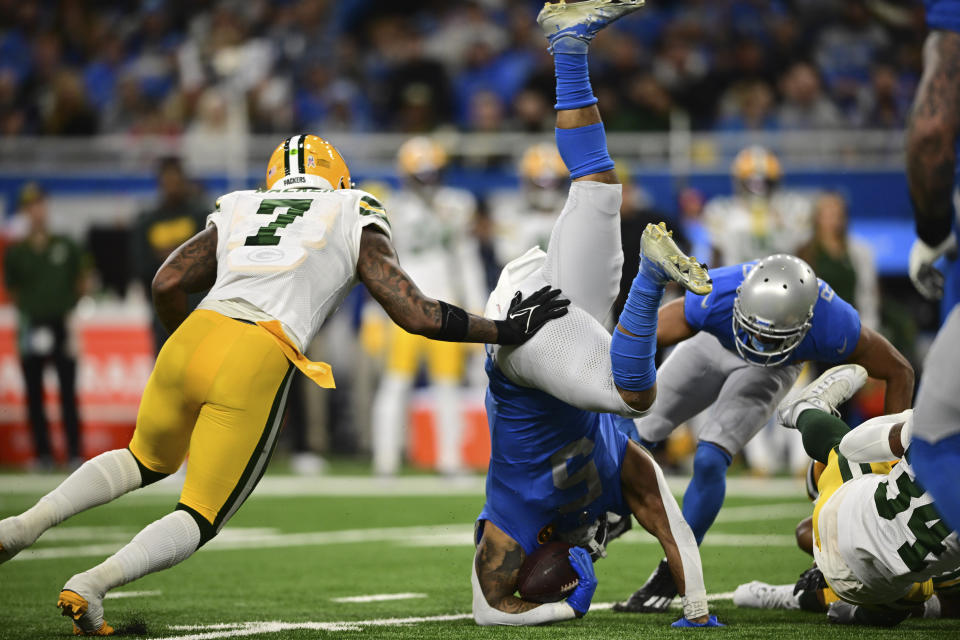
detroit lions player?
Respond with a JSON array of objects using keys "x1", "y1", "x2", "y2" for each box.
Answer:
[
  {"x1": 472, "y1": 0, "x2": 720, "y2": 628},
  {"x1": 616, "y1": 254, "x2": 914, "y2": 613},
  {"x1": 905, "y1": 0, "x2": 960, "y2": 535}
]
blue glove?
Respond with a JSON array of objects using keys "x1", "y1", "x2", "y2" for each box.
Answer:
[
  {"x1": 671, "y1": 615, "x2": 725, "y2": 627},
  {"x1": 566, "y1": 546, "x2": 598, "y2": 617}
]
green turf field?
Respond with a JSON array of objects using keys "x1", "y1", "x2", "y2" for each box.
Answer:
[{"x1": 1, "y1": 472, "x2": 957, "y2": 640}]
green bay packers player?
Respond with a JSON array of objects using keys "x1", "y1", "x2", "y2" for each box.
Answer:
[
  {"x1": 0, "y1": 134, "x2": 568, "y2": 636},
  {"x1": 738, "y1": 364, "x2": 960, "y2": 626},
  {"x1": 371, "y1": 136, "x2": 488, "y2": 476}
]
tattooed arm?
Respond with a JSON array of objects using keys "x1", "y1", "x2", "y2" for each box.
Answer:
[
  {"x1": 906, "y1": 30, "x2": 960, "y2": 246},
  {"x1": 152, "y1": 226, "x2": 218, "y2": 333},
  {"x1": 472, "y1": 521, "x2": 577, "y2": 626},
  {"x1": 357, "y1": 227, "x2": 569, "y2": 345}
]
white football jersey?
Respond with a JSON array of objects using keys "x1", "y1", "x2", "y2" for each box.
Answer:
[
  {"x1": 837, "y1": 456, "x2": 960, "y2": 593},
  {"x1": 199, "y1": 185, "x2": 391, "y2": 351},
  {"x1": 703, "y1": 191, "x2": 813, "y2": 266},
  {"x1": 386, "y1": 186, "x2": 486, "y2": 310}
]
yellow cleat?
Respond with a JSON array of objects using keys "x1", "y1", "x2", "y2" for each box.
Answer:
[
  {"x1": 58, "y1": 590, "x2": 114, "y2": 636},
  {"x1": 640, "y1": 222, "x2": 713, "y2": 295}
]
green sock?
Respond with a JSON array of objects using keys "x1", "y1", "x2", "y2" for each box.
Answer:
[{"x1": 796, "y1": 409, "x2": 849, "y2": 464}]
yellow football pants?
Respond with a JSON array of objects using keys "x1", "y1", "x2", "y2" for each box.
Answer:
[
  {"x1": 129, "y1": 310, "x2": 294, "y2": 534},
  {"x1": 385, "y1": 323, "x2": 464, "y2": 381}
]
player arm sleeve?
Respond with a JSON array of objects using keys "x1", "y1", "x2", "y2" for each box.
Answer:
[
  {"x1": 838, "y1": 410, "x2": 913, "y2": 463},
  {"x1": 471, "y1": 557, "x2": 576, "y2": 626}
]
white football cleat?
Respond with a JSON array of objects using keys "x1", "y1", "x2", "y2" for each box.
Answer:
[
  {"x1": 778, "y1": 364, "x2": 867, "y2": 429},
  {"x1": 733, "y1": 581, "x2": 800, "y2": 610},
  {"x1": 59, "y1": 573, "x2": 114, "y2": 636},
  {"x1": 640, "y1": 222, "x2": 712, "y2": 295},
  {"x1": 538, "y1": 0, "x2": 645, "y2": 51}
]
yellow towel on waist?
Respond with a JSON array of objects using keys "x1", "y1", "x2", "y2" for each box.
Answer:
[{"x1": 256, "y1": 320, "x2": 336, "y2": 388}]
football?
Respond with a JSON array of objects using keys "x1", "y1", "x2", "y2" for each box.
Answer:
[{"x1": 517, "y1": 541, "x2": 579, "y2": 603}]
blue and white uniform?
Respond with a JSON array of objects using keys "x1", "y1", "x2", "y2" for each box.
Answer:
[
  {"x1": 910, "y1": 0, "x2": 960, "y2": 535},
  {"x1": 635, "y1": 262, "x2": 862, "y2": 454},
  {"x1": 478, "y1": 359, "x2": 632, "y2": 554}
]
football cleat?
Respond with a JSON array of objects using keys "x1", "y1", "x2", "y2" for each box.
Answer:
[
  {"x1": 538, "y1": 0, "x2": 645, "y2": 52},
  {"x1": 613, "y1": 558, "x2": 678, "y2": 613},
  {"x1": 733, "y1": 581, "x2": 800, "y2": 610},
  {"x1": 58, "y1": 576, "x2": 113, "y2": 636},
  {"x1": 778, "y1": 364, "x2": 867, "y2": 429},
  {"x1": 640, "y1": 222, "x2": 712, "y2": 295}
]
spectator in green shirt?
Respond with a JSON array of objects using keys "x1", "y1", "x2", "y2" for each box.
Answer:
[{"x1": 3, "y1": 183, "x2": 89, "y2": 469}]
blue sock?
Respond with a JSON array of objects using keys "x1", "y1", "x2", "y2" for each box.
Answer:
[
  {"x1": 610, "y1": 268, "x2": 664, "y2": 391},
  {"x1": 682, "y1": 442, "x2": 732, "y2": 545},
  {"x1": 554, "y1": 124, "x2": 615, "y2": 179},
  {"x1": 911, "y1": 434, "x2": 960, "y2": 533},
  {"x1": 553, "y1": 46, "x2": 596, "y2": 110}
]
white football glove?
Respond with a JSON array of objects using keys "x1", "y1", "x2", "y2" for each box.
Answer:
[{"x1": 909, "y1": 235, "x2": 956, "y2": 300}]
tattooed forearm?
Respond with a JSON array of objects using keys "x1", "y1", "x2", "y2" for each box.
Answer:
[
  {"x1": 152, "y1": 226, "x2": 218, "y2": 333},
  {"x1": 475, "y1": 527, "x2": 541, "y2": 614},
  {"x1": 357, "y1": 228, "x2": 499, "y2": 343},
  {"x1": 906, "y1": 31, "x2": 960, "y2": 246}
]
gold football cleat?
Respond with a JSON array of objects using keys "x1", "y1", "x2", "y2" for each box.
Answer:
[
  {"x1": 58, "y1": 590, "x2": 114, "y2": 637},
  {"x1": 640, "y1": 222, "x2": 712, "y2": 295}
]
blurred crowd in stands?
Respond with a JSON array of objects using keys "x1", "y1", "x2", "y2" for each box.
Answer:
[{"x1": 0, "y1": 0, "x2": 926, "y2": 138}]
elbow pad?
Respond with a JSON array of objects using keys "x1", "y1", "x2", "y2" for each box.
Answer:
[{"x1": 839, "y1": 410, "x2": 913, "y2": 463}]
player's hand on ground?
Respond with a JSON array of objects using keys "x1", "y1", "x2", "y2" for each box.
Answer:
[
  {"x1": 565, "y1": 546, "x2": 597, "y2": 617},
  {"x1": 909, "y1": 237, "x2": 954, "y2": 300},
  {"x1": 671, "y1": 615, "x2": 725, "y2": 627},
  {"x1": 826, "y1": 600, "x2": 858, "y2": 624},
  {"x1": 496, "y1": 286, "x2": 571, "y2": 345}
]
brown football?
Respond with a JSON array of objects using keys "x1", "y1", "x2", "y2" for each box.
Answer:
[{"x1": 517, "y1": 541, "x2": 579, "y2": 603}]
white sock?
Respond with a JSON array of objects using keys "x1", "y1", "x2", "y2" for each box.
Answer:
[
  {"x1": 434, "y1": 381, "x2": 463, "y2": 475},
  {"x1": 372, "y1": 374, "x2": 412, "y2": 475},
  {"x1": 1, "y1": 449, "x2": 141, "y2": 552},
  {"x1": 72, "y1": 510, "x2": 201, "y2": 597}
]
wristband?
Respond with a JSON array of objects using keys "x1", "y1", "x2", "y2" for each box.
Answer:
[{"x1": 437, "y1": 301, "x2": 469, "y2": 341}]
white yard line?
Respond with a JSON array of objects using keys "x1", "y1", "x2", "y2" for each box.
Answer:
[
  {"x1": 105, "y1": 590, "x2": 162, "y2": 599},
  {"x1": 160, "y1": 595, "x2": 738, "y2": 639},
  {"x1": 15, "y1": 510, "x2": 802, "y2": 562},
  {"x1": 330, "y1": 593, "x2": 427, "y2": 603},
  {"x1": 0, "y1": 473, "x2": 806, "y2": 499}
]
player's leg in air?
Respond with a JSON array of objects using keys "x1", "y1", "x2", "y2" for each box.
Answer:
[
  {"x1": 0, "y1": 312, "x2": 294, "y2": 635},
  {"x1": 472, "y1": 1, "x2": 718, "y2": 628}
]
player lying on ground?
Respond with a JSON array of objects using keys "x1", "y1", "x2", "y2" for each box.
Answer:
[
  {"x1": 0, "y1": 137, "x2": 569, "y2": 636},
  {"x1": 472, "y1": 0, "x2": 720, "y2": 628},
  {"x1": 735, "y1": 365, "x2": 960, "y2": 626},
  {"x1": 904, "y1": 0, "x2": 960, "y2": 537},
  {"x1": 616, "y1": 252, "x2": 914, "y2": 612}
]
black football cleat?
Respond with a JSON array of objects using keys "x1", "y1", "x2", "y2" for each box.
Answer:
[{"x1": 613, "y1": 558, "x2": 678, "y2": 613}]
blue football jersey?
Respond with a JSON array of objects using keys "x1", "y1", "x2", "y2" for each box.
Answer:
[
  {"x1": 683, "y1": 262, "x2": 862, "y2": 365},
  {"x1": 926, "y1": 0, "x2": 960, "y2": 31},
  {"x1": 478, "y1": 358, "x2": 631, "y2": 555}
]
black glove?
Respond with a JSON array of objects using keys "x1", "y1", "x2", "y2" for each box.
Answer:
[{"x1": 495, "y1": 285, "x2": 570, "y2": 345}]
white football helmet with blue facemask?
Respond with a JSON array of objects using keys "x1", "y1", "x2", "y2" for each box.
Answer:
[{"x1": 732, "y1": 254, "x2": 819, "y2": 367}]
